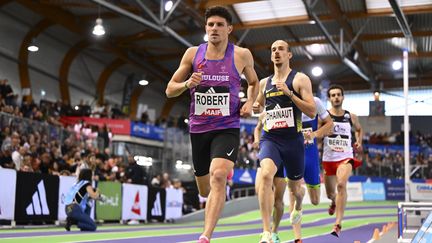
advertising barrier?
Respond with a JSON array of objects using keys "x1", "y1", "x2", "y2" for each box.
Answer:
[
  {"x1": 347, "y1": 182, "x2": 364, "y2": 202},
  {"x1": 165, "y1": 188, "x2": 183, "y2": 220},
  {"x1": 57, "y1": 176, "x2": 77, "y2": 221},
  {"x1": 233, "y1": 169, "x2": 256, "y2": 185},
  {"x1": 362, "y1": 182, "x2": 385, "y2": 201},
  {"x1": 14, "y1": 172, "x2": 59, "y2": 221},
  {"x1": 0, "y1": 169, "x2": 16, "y2": 220},
  {"x1": 384, "y1": 179, "x2": 405, "y2": 201},
  {"x1": 410, "y1": 183, "x2": 432, "y2": 201},
  {"x1": 130, "y1": 122, "x2": 165, "y2": 141},
  {"x1": 96, "y1": 181, "x2": 122, "y2": 220},
  {"x1": 60, "y1": 116, "x2": 131, "y2": 135},
  {"x1": 147, "y1": 187, "x2": 166, "y2": 222},
  {"x1": 122, "y1": 183, "x2": 148, "y2": 221}
]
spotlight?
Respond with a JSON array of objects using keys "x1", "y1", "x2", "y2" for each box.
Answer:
[
  {"x1": 203, "y1": 34, "x2": 208, "y2": 42},
  {"x1": 311, "y1": 66, "x2": 323, "y2": 77},
  {"x1": 27, "y1": 39, "x2": 39, "y2": 52},
  {"x1": 92, "y1": 18, "x2": 105, "y2": 36},
  {"x1": 139, "y1": 80, "x2": 149, "y2": 86},
  {"x1": 392, "y1": 60, "x2": 402, "y2": 70},
  {"x1": 239, "y1": 91, "x2": 245, "y2": 98},
  {"x1": 165, "y1": 0, "x2": 173, "y2": 11}
]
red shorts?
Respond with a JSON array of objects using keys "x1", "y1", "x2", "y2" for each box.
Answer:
[{"x1": 322, "y1": 158, "x2": 362, "y2": 176}]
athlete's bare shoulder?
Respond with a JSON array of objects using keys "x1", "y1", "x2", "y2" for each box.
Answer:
[{"x1": 233, "y1": 45, "x2": 252, "y2": 59}]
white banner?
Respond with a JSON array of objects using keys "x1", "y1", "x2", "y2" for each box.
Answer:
[
  {"x1": 122, "y1": 184, "x2": 148, "y2": 221},
  {"x1": 284, "y1": 182, "x2": 363, "y2": 206},
  {"x1": 165, "y1": 188, "x2": 183, "y2": 220},
  {"x1": 347, "y1": 182, "x2": 363, "y2": 202},
  {"x1": 410, "y1": 183, "x2": 432, "y2": 201},
  {"x1": 57, "y1": 176, "x2": 77, "y2": 221},
  {"x1": 0, "y1": 169, "x2": 16, "y2": 220}
]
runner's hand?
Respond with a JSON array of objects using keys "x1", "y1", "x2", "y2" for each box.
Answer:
[
  {"x1": 252, "y1": 102, "x2": 262, "y2": 114},
  {"x1": 240, "y1": 100, "x2": 253, "y2": 117},
  {"x1": 186, "y1": 72, "x2": 202, "y2": 89}
]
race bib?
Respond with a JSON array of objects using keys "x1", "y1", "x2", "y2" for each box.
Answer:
[
  {"x1": 302, "y1": 127, "x2": 314, "y2": 144},
  {"x1": 265, "y1": 107, "x2": 294, "y2": 130},
  {"x1": 327, "y1": 135, "x2": 350, "y2": 152},
  {"x1": 194, "y1": 86, "x2": 230, "y2": 116}
]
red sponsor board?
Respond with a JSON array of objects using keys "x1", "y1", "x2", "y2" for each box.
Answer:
[{"x1": 60, "y1": 116, "x2": 131, "y2": 135}]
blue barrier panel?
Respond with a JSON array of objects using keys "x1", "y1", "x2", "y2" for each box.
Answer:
[
  {"x1": 362, "y1": 182, "x2": 385, "y2": 201},
  {"x1": 385, "y1": 179, "x2": 405, "y2": 200},
  {"x1": 233, "y1": 169, "x2": 256, "y2": 185},
  {"x1": 130, "y1": 122, "x2": 165, "y2": 141}
]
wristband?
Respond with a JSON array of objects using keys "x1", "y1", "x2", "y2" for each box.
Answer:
[{"x1": 184, "y1": 81, "x2": 189, "y2": 89}]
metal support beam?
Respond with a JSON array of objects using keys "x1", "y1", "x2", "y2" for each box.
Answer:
[
  {"x1": 92, "y1": 0, "x2": 162, "y2": 31},
  {"x1": 136, "y1": 0, "x2": 161, "y2": 24},
  {"x1": 342, "y1": 19, "x2": 370, "y2": 57},
  {"x1": 236, "y1": 29, "x2": 250, "y2": 46},
  {"x1": 303, "y1": 0, "x2": 375, "y2": 85},
  {"x1": 284, "y1": 26, "x2": 313, "y2": 61},
  {"x1": 388, "y1": 0, "x2": 413, "y2": 38},
  {"x1": 92, "y1": 0, "x2": 193, "y2": 47},
  {"x1": 163, "y1": 0, "x2": 182, "y2": 25}
]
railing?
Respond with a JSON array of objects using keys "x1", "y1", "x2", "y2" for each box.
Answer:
[
  {"x1": 0, "y1": 112, "x2": 71, "y2": 143},
  {"x1": 231, "y1": 186, "x2": 256, "y2": 199}
]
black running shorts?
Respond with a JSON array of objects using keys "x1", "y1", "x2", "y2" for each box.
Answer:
[{"x1": 190, "y1": 128, "x2": 239, "y2": 176}]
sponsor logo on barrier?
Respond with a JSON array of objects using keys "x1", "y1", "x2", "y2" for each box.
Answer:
[
  {"x1": 151, "y1": 192, "x2": 162, "y2": 216},
  {"x1": 26, "y1": 181, "x2": 50, "y2": 215},
  {"x1": 99, "y1": 194, "x2": 120, "y2": 207},
  {"x1": 363, "y1": 182, "x2": 385, "y2": 201},
  {"x1": 131, "y1": 191, "x2": 141, "y2": 215},
  {"x1": 416, "y1": 184, "x2": 432, "y2": 193},
  {"x1": 239, "y1": 170, "x2": 253, "y2": 183},
  {"x1": 364, "y1": 187, "x2": 385, "y2": 195}
]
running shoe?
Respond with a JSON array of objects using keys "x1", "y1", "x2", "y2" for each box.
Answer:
[
  {"x1": 259, "y1": 231, "x2": 272, "y2": 243},
  {"x1": 271, "y1": 232, "x2": 280, "y2": 243},
  {"x1": 197, "y1": 235, "x2": 210, "y2": 243},
  {"x1": 330, "y1": 224, "x2": 342, "y2": 237},
  {"x1": 64, "y1": 217, "x2": 72, "y2": 231},
  {"x1": 328, "y1": 202, "x2": 336, "y2": 216},
  {"x1": 290, "y1": 209, "x2": 302, "y2": 225}
]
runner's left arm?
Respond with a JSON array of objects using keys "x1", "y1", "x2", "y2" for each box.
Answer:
[{"x1": 240, "y1": 48, "x2": 260, "y2": 117}]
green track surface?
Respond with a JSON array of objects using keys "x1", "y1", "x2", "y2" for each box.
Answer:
[{"x1": 0, "y1": 201, "x2": 397, "y2": 243}]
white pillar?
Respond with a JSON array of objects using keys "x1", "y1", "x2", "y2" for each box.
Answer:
[{"x1": 403, "y1": 49, "x2": 410, "y2": 202}]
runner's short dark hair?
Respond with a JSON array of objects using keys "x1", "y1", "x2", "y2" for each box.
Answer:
[
  {"x1": 205, "y1": 6, "x2": 232, "y2": 25},
  {"x1": 327, "y1": 84, "x2": 345, "y2": 97}
]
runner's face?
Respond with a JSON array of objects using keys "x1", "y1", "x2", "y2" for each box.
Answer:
[
  {"x1": 329, "y1": 89, "x2": 344, "y2": 108},
  {"x1": 271, "y1": 40, "x2": 292, "y2": 65},
  {"x1": 205, "y1": 16, "x2": 232, "y2": 44}
]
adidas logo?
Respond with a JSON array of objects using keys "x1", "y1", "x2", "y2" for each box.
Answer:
[
  {"x1": 274, "y1": 104, "x2": 282, "y2": 110},
  {"x1": 131, "y1": 191, "x2": 141, "y2": 215},
  {"x1": 151, "y1": 192, "x2": 162, "y2": 216},
  {"x1": 26, "y1": 181, "x2": 50, "y2": 216},
  {"x1": 239, "y1": 170, "x2": 253, "y2": 183},
  {"x1": 206, "y1": 87, "x2": 216, "y2": 94}
]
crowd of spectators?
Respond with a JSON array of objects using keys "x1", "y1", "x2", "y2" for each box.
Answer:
[{"x1": 2, "y1": 76, "x2": 432, "y2": 186}]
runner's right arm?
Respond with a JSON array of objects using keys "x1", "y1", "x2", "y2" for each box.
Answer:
[{"x1": 165, "y1": 47, "x2": 199, "y2": 98}]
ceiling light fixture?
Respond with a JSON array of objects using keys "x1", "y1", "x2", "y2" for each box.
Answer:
[
  {"x1": 92, "y1": 18, "x2": 106, "y2": 36},
  {"x1": 392, "y1": 60, "x2": 402, "y2": 70},
  {"x1": 27, "y1": 39, "x2": 39, "y2": 52},
  {"x1": 139, "y1": 79, "x2": 149, "y2": 86},
  {"x1": 311, "y1": 66, "x2": 323, "y2": 77},
  {"x1": 165, "y1": 0, "x2": 173, "y2": 11}
]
